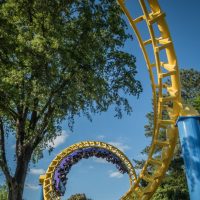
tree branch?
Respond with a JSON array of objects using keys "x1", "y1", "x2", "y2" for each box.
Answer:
[
  {"x1": 31, "y1": 105, "x2": 54, "y2": 150},
  {"x1": 15, "y1": 117, "x2": 26, "y2": 159},
  {"x1": 0, "y1": 117, "x2": 11, "y2": 182},
  {"x1": 27, "y1": 67, "x2": 72, "y2": 149},
  {"x1": 28, "y1": 98, "x2": 38, "y2": 132},
  {"x1": 36, "y1": 73, "x2": 70, "y2": 122},
  {"x1": 0, "y1": 102, "x2": 18, "y2": 121}
]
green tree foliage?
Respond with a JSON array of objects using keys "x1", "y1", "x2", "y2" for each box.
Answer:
[
  {"x1": 0, "y1": 184, "x2": 8, "y2": 200},
  {"x1": 194, "y1": 96, "x2": 200, "y2": 111},
  {"x1": 180, "y1": 69, "x2": 200, "y2": 110},
  {"x1": 68, "y1": 193, "x2": 92, "y2": 200},
  {"x1": 0, "y1": 0, "x2": 142, "y2": 199},
  {"x1": 134, "y1": 69, "x2": 200, "y2": 200}
]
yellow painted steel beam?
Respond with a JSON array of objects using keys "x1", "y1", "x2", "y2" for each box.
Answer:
[
  {"x1": 117, "y1": 0, "x2": 181, "y2": 199},
  {"x1": 41, "y1": 141, "x2": 137, "y2": 200}
]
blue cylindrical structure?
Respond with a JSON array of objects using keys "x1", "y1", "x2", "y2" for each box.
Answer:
[
  {"x1": 40, "y1": 185, "x2": 43, "y2": 200},
  {"x1": 176, "y1": 116, "x2": 200, "y2": 200}
]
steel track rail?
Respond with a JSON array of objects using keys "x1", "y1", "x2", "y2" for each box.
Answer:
[
  {"x1": 41, "y1": 141, "x2": 137, "y2": 200},
  {"x1": 118, "y1": 0, "x2": 181, "y2": 199}
]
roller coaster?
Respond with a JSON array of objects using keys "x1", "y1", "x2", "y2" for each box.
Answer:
[{"x1": 39, "y1": 0, "x2": 200, "y2": 199}]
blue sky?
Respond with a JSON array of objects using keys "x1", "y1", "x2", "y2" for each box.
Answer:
[{"x1": 1, "y1": 1, "x2": 200, "y2": 200}]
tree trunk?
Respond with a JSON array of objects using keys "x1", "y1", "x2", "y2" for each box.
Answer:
[
  {"x1": 8, "y1": 180, "x2": 24, "y2": 200},
  {"x1": 8, "y1": 148, "x2": 32, "y2": 200}
]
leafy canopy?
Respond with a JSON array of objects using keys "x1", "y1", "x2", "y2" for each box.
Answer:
[
  {"x1": 68, "y1": 193, "x2": 92, "y2": 200},
  {"x1": 0, "y1": 0, "x2": 142, "y2": 159}
]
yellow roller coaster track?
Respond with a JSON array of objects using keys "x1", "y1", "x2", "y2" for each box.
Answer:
[
  {"x1": 40, "y1": 141, "x2": 138, "y2": 200},
  {"x1": 41, "y1": 0, "x2": 182, "y2": 199},
  {"x1": 118, "y1": 0, "x2": 181, "y2": 199}
]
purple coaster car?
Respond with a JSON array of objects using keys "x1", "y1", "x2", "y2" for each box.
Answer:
[{"x1": 53, "y1": 147, "x2": 129, "y2": 196}]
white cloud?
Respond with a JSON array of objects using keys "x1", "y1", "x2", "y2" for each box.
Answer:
[
  {"x1": 108, "y1": 142, "x2": 130, "y2": 152},
  {"x1": 109, "y1": 171, "x2": 123, "y2": 179},
  {"x1": 30, "y1": 168, "x2": 45, "y2": 175},
  {"x1": 26, "y1": 183, "x2": 40, "y2": 190},
  {"x1": 48, "y1": 130, "x2": 69, "y2": 148}
]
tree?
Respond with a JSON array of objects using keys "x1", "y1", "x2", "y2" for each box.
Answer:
[
  {"x1": 68, "y1": 193, "x2": 92, "y2": 200},
  {"x1": 0, "y1": 0, "x2": 142, "y2": 199},
  {"x1": 194, "y1": 96, "x2": 200, "y2": 111},
  {"x1": 134, "y1": 69, "x2": 200, "y2": 199}
]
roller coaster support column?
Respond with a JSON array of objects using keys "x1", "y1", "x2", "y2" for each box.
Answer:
[
  {"x1": 39, "y1": 175, "x2": 45, "y2": 200},
  {"x1": 40, "y1": 185, "x2": 44, "y2": 200},
  {"x1": 176, "y1": 106, "x2": 200, "y2": 200}
]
